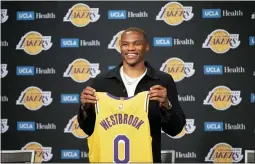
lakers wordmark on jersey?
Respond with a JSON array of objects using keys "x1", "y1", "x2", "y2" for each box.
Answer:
[{"x1": 87, "y1": 91, "x2": 153, "y2": 163}]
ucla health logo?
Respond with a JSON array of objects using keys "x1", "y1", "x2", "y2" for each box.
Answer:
[
  {"x1": 16, "y1": 11, "x2": 35, "y2": 20},
  {"x1": 16, "y1": 11, "x2": 55, "y2": 20},
  {"x1": 63, "y1": 3, "x2": 100, "y2": 27},
  {"x1": 162, "y1": 119, "x2": 196, "y2": 139},
  {"x1": 153, "y1": 37, "x2": 194, "y2": 47},
  {"x1": 61, "y1": 94, "x2": 79, "y2": 103},
  {"x1": 0, "y1": 119, "x2": 9, "y2": 133},
  {"x1": 1, "y1": 9, "x2": 8, "y2": 23},
  {"x1": 156, "y1": 2, "x2": 194, "y2": 26},
  {"x1": 202, "y1": 29, "x2": 240, "y2": 54},
  {"x1": 64, "y1": 115, "x2": 88, "y2": 138},
  {"x1": 16, "y1": 86, "x2": 53, "y2": 111},
  {"x1": 203, "y1": 86, "x2": 242, "y2": 111},
  {"x1": 108, "y1": 30, "x2": 124, "y2": 53},
  {"x1": 61, "y1": 150, "x2": 80, "y2": 159},
  {"x1": 160, "y1": 57, "x2": 195, "y2": 82},
  {"x1": 204, "y1": 65, "x2": 245, "y2": 75},
  {"x1": 108, "y1": 10, "x2": 148, "y2": 19},
  {"x1": 202, "y1": 9, "x2": 221, "y2": 18},
  {"x1": 22, "y1": 142, "x2": 53, "y2": 163},
  {"x1": 205, "y1": 143, "x2": 243, "y2": 163},
  {"x1": 61, "y1": 38, "x2": 79, "y2": 48},
  {"x1": 204, "y1": 65, "x2": 223, "y2": 75},
  {"x1": 60, "y1": 38, "x2": 100, "y2": 48},
  {"x1": 108, "y1": 10, "x2": 126, "y2": 19},
  {"x1": 17, "y1": 121, "x2": 35, "y2": 131},
  {"x1": 1, "y1": 64, "x2": 8, "y2": 78},
  {"x1": 63, "y1": 58, "x2": 100, "y2": 83},
  {"x1": 205, "y1": 122, "x2": 245, "y2": 131},
  {"x1": 202, "y1": 9, "x2": 243, "y2": 18},
  {"x1": 16, "y1": 66, "x2": 35, "y2": 76},
  {"x1": 17, "y1": 121, "x2": 56, "y2": 131},
  {"x1": 249, "y1": 36, "x2": 255, "y2": 46},
  {"x1": 204, "y1": 122, "x2": 223, "y2": 131},
  {"x1": 16, "y1": 66, "x2": 56, "y2": 76},
  {"x1": 16, "y1": 31, "x2": 53, "y2": 55},
  {"x1": 153, "y1": 37, "x2": 172, "y2": 47}
]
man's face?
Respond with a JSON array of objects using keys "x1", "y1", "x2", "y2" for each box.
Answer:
[{"x1": 119, "y1": 31, "x2": 149, "y2": 67}]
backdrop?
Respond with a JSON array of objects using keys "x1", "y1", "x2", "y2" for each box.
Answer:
[{"x1": 1, "y1": 1, "x2": 255, "y2": 163}]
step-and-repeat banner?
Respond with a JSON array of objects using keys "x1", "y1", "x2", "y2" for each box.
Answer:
[{"x1": 1, "y1": 1, "x2": 255, "y2": 163}]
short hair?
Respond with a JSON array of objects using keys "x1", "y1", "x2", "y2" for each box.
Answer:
[{"x1": 121, "y1": 27, "x2": 148, "y2": 41}]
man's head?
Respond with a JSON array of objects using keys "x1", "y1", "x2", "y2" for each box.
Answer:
[{"x1": 119, "y1": 27, "x2": 149, "y2": 67}]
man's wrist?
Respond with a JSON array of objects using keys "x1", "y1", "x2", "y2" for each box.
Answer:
[
  {"x1": 81, "y1": 103, "x2": 91, "y2": 111},
  {"x1": 162, "y1": 100, "x2": 172, "y2": 111}
]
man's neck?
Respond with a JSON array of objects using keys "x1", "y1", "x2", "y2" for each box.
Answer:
[{"x1": 122, "y1": 61, "x2": 146, "y2": 78}]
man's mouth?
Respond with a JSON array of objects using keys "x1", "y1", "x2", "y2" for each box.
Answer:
[{"x1": 125, "y1": 53, "x2": 138, "y2": 59}]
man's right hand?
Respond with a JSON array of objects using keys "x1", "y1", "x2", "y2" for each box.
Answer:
[{"x1": 80, "y1": 86, "x2": 98, "y2": 106}]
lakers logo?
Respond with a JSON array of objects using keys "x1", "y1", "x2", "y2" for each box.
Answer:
[
  {"x1": 156, "y1": 2, "x2": 193, "y2": 26},
  {"x1": 63, "y1": 58, "x2": 100, "y2": 83},
  {"x1": 162, "y1": 119, "x2": 195, "y2": 139},
  {"x1": 202, "y1": 29, "x2": 240, "y2": 54},
  {"x1": 16, "y1": 31, "x2": 52, "y2": 55},
  {"x1": 108, "y1": 30, "x2": 124, "y2": 53},
  {"x1": 1, "y1": 9, "x2": 8, "y2": 23},
  {"x1": 16, "y1": 86, "x2": 53, "y2": 111},
  {"x1": 205, "y1": 143, "x2": 243, "y2": 163},
  {"x1": 1, "y1": 64, "x2": 8, "y2": 78},
  {"x1": 64, "y1": 115, "x2": 88, "y2": 138},
  {"x1": 203, "y1": 86, "x2": 242, "y2": 111},
  {"x1": 160, "y1": 58, "x2": 195, "y2": 82},
  {"x1": 21, "y1": 142, "x2": 53, "y2": 163},
  {"x1": 63, "y1": 3, "x2": 100, "y2": 27}
]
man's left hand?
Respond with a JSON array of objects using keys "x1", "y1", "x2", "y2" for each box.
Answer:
[{"x1": 149, "y1": 85, "x2": 169, "y2": 108}]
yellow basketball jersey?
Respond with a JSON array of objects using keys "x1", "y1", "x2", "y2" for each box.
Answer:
[{"x1": 87, "y1": 91, "x2": 153, "y2": 163}]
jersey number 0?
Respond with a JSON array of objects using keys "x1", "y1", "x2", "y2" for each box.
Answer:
[{"x1": 114, "y1": 135, "x2": 130, "y2": 163}]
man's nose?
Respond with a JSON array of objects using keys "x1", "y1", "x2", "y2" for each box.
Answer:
[{"x1": 128, "y1": 44, "x2": 135, "y2": 50}]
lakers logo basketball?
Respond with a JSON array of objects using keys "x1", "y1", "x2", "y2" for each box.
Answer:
[
  {"x1": 63, "y1": 58, "x2": 100, "y2": 83},
  {"x1": 63, "y1": 3, "x2": 100, "y2": 27},
  {"x1": 205, "y1": 143, "x2": 243, "y2": 163},
  {"x1": 202, "y1": 29, "x2": 240, "y2": 54},
  {"x1": 162, "y1": 119, "x2": 196, "y2": 139},
  {"x1": 108, "y1": 30, "x2": 124, "y2": 53},
  {"x1": 16, "y1": 86, "x2": 53, "y2": 111},
  {"x1": 160, "y1": 58, "x2": 195, "y2": 82},
  {"x1": 64, "y1": 115, "x2": 88, "y2": 139},
  {"x1": 203, "y1": 86, "x2": 242, "y2": 111},
  {"x1": 156, "y1": 2, "x2": 193, "y2": 26},
  {"x1": 16, "y1": 31, "x2": 53, "y2": 55},
  {"x1": 1, "y1": 64, "x2": 8, "y2": 78},
  {"x1": 21, "y1": 142, "x2": 53, "y2": 163},
  {"x1": 1, "y1": 9, "x2": 8, "y2": 23}
]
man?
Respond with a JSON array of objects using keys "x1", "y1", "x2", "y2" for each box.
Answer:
[{"x1": 78, "y1": 27, "x2": 186, "y2": 163}]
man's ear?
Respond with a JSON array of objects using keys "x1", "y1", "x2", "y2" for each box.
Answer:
[{"x1": 145, "y1": 44, "x2": 150, "y2": 52}]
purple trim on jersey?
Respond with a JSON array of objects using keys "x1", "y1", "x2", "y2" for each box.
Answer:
[{"x1": 106, "y1": 92, "x2": 134, "y2": 100}]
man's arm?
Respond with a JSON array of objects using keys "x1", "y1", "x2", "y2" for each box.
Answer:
[
  {"x1": 160, "y1": 75, "x2": 186, "y2": 136},
  {"x1": 77, "y1": 79, "x2": 98, "y2": 136},
  {"x1": 77, "y1": 103, "x2": 96, "y2": 136}
]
